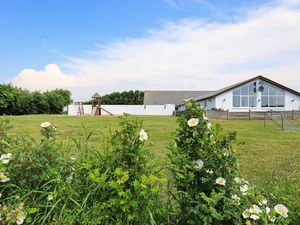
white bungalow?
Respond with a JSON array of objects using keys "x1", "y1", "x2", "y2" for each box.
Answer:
[{"x1": 179, "y1": 76, "x2": 300, "y2": 112}]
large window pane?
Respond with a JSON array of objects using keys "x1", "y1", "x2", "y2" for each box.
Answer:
[
  {"x1": 233, "y1": 89, "x2": 240, "y2": 96},
  {"x1": 269, "y1": 96, "x2": 276, "y2": 107},
  {"x1": 269, "y1": 86, "x2": 277, "y2": 95},
  {"x1": 277, "y1": 96, "x2": 284, "y2": 107},
  {"x1": 261, "y1": 96, "x2": 268, "y2": 107},
  {"x1": 233, "y1": 96, "x2": 240, "y2": 107},
  {"x1": 277, "y1": 89, "x2": 284, "y2": 96},
  {"x1": 241, "y1": 96, "x2": 248, "y2": 107},
  {"x1": 249, "y1": 96, "x2": 256, "y2": 107},
  {"x1": 261, "y1": 85, "x2": 268, "y2": 96},
  {"x1": 241, "y1": 86, "x2": 249, "y2": 95},
  {"x1": 249, "y1": 84, "x2": 256, "y2": 94}
]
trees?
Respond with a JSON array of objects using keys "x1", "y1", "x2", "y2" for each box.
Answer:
[
  {"x1": 100, "y1": 90, "x2": 144, "y2": 105},
  {"x1": 0, "y1": 84, "x2": 72, "y2": 115}
]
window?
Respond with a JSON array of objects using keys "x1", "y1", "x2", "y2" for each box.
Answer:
[
  {"x1": 261, "y1": 83, "x2": 285, "y2": 107},
  {"x1": 232, "y1": 83, "x2": 257, "y2": 108}
]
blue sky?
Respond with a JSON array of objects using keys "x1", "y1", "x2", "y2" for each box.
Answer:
[{"x1": 1, "y1": 0, "x2": 300, "y2": 100}]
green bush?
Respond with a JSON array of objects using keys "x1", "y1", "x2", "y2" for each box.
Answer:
[
  {"x1": 168, "y1": 100, "x2": 291, "y2": 225},
  {"x1": 0, "y1": 84, "x2": 72, "y2": 115},
  {"x1": 83, "y1": 115, "x2": 170, "y2": 224},
  {"x1": 0, "y1": 101, "x2": 296, "y2": 224}
]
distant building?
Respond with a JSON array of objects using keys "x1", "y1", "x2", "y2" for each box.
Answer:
[
  {"x1": 145, "y1": 76, "x2": 300, "y2": 112},
  {"x1": 143, "y1": 91, "x2": 214, "y2": 105}
]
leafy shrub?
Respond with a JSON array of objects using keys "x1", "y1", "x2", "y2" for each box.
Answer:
[
  {"x1": 0, "y1": 102, "x2": 296, "y2": 224},
  {"x1": 83, "y1": 115, "x2": 170, "y2": 224},
  {"x1": 169, "y1": 100, "x2": 291, "y2": 225},
  {"x1": 0, "y1": 84, "x2": 72, "y2": 115}
]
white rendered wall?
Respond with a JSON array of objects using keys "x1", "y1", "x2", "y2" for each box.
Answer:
[
  {"x1": 199, "y1": 98, "x2": 216, "y2": 110},
  {"x1": 213, "y1": 83, "x2": 300, "y2": 112},
  {"x1": 68, "y1": 104, "x2": 175, "y2": 116},
  {"x1": 68, "y1": 105, "x2": 93, "y2": 115},
  {"x1": 285, "y1": 92, "x2": 300, "y2": 110},
  {"x1": 215, "y1": 92, "x2": 233, "y2": 111}
]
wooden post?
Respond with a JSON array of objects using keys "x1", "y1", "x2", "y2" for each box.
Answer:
[
  {"x1": 271, "y1": 109, "x2": 273, "y2": 119},
  {"x1": 281, "y1": 112, "x2": 284, "y2": 131},
  {"x1": 264, "y1": 112, "x2": 266, "y2": 128},
  {"x1": 249, "y1": 109, "x2": 251, "y2": 120},
  {"x1": 227, "y1": 110, "x2": 229, "y2": 120},
  {"x1": 292, "y1": 110, "x2": 294, "y2": 120}
]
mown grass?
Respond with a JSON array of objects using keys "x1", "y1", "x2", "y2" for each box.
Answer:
[{"x1": 8, "y1": 115, "x2": 300, "y2": 185}]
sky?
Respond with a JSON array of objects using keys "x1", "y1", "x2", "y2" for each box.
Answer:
[{"x1": 1, "y1": 0, "x2": 300, "y2": 100}]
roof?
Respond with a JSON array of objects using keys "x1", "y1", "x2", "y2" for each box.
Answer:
[
  {"x1": 143, "y1": 91, "x2": 214, "y2": 105},
  {"x1": 183, "y1": 75, "x2": 300, "y2": 105},
  {"x1": 92, "y1": 92, "x2": 101, "y2": 98}
]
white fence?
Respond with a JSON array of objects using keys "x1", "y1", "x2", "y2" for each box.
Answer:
[{"x1": 68, "y1": 104, "x2": 175, "y2": 116}]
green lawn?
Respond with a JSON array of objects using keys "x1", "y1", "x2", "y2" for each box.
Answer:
[{"x1": 8, "y1": 115, "x2": 300, "y2": 185}]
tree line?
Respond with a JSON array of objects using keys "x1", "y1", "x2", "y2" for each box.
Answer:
[
  {"x1": 86, "y1": 90, "x2": 144, "y2": 105},
  {"x1": 0, "y1": 84, "x2": 72, "y2": 115}
]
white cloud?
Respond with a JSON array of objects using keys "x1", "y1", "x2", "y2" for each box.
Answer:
[
  {"x1": 12, "y1": 2, "x2": 300, "y2": 100},
  {"x1": 12, "y1": 64, "x2": 84, "y2": 91}
]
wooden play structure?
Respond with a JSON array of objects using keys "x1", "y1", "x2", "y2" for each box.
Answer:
[{"x1": 91, "y1": 92, "x2": 113, "y2": 116}]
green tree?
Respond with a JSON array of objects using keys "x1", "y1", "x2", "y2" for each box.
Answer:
[
  {"x1": 100, "y1": 90, "x2": 144, "y2": 105},
  {"x1": 0, "y1": 84, "x2": 72, "y2": 115}
]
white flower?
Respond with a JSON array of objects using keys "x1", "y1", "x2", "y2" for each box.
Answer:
[
  {"x1": 139, "y1": 129, "x2": 148, "y2": 141},
  {"x1": 206, "y1": 169, "x2": 214, "y2": 174},
  {"x1": 240, "y1": 184, "x2": 249, "y2": 194},
  {"x1": 259, "y1": 199, "x2": 268, "y2": 206},
  {"x1": 203, "y1": 115, "x2": 208, "y2": 120},
  {"x1": 16, "y1": 211, "x2": 26, "y2": 224},
  {"x1": 215, "y1": 177, "x2": 226, "y2": 185},
  {"x1": 184, "y1": 98, "x2": 193, "y2": 102},
  {"x1": 269, "y1": 216, "x2": 276, "y2": 223},
  {"x1": 207, "y1": 122, "x2": 211, "y2": 129},
  {"x1": 0, "y1": 172, "x2": 10, "y2": 183},
  {"x1": 234, "y1": 177, "x2": 242, "y2": 184},
  {"x1": 266, "y1": 207, "x2": 271, "y2": 214},
  {"x1": 242, "y1": 178, "x2": 249, "y2": 185},
  {"x1": 187, "y1": 118, "x2": 199, "y2": 127},
  {"x1": 193, "y1": 159, "x2": 203, "y2": 169},
  {"x1": 242, "y1": 209, "x2": 250, "y2": 218},
  {"x1": 274, "y1": 204, "x2": 288, "y2": 218},
  {"x1": 250, "y1": 214, "x2": 260, "y2": 220},
  {"x1": 41, "y1": 122, "x2": 51, "y2": 128},
  {"x1": 47, "y1": 194, "x2": 54, "y2": 201},
  {"x1": 231, "y1": 194, "x2": 241, "y2": 205},
  {"x1": 0, "y1": 153, "x2": 12, "y2": 164},
  {"x1": 223, "y1": 150, "x2": 229, "y2": 157},
  {"x1": 249, "y1": 204, "x2": 262, "y2": 214}
]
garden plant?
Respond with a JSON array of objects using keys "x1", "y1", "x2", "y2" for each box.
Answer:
[{"x1": 0, "y1": 101, "x2": 294, "y2": 224}]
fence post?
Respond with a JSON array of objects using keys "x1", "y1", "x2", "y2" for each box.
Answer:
[
  {"x1": 271, "y1": 109, "x2": 273, "y2": 118},
  {"x1": 292, "y1": 110, "x2": 294, "y2": 120},
  {"x1": 264, "y1": 112, "x2": 266, "y2": 128},
  {"x1": 227, "y1": 110, "x2": 229, "y2": 120},
  {"x1": 249, "y1": 109, "x2": 251, "y2": 120},
  {"x1": 281, "y1": 112, "x2": 284, "y2": 131}
]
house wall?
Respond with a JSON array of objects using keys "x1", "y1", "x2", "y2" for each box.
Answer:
[
  {"x1": 210, "y1": 79, "x2": 300, "y2": 112},
  {"x1": 199, "y1": 98, "x2": 216, "y2": 110},
  {"x1": 215, "y1": 92, "x2": 233, "y2": 110},
  {"x1": 68, "y1": 104, "x2": 175, "y2": 116},
  {"x1": 68, "y1": 105, "x2": 93, "y2": 115},
  {"x1": 285, "y1": 92, "x2": 300, "y2": 110}
]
